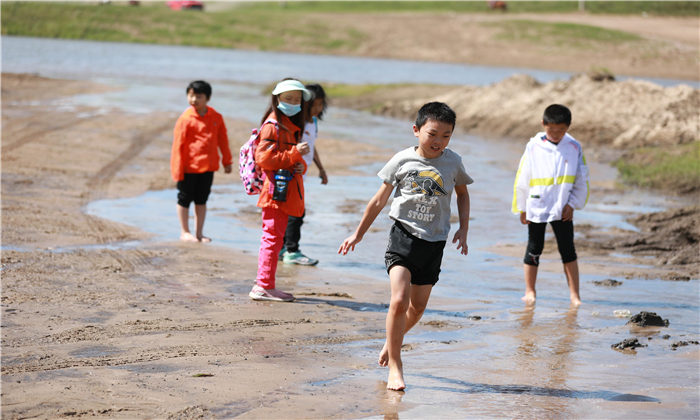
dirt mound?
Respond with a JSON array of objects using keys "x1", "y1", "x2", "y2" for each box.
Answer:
[
  {"x1": 377, "y1": 74, "x2": 699, "y2": 149},
  {"x1": 611, "y1": 206, "x2": 700, "y2": 266}
]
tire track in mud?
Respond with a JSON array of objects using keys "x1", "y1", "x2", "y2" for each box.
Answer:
[
  {"x1": 2, "y1": 318, "x2": 314, "y2": 348},
  {"x1": 1, "y1": 117, "x2": 93, "y2": 155},
  {"x1": 2, "y1": 322, "x2": 373, "y2": 375},
  {"x1": 81, "y1": 122, "x2": 172, "y2": 245}
]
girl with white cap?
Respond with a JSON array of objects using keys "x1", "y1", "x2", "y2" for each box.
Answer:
[{"x1": 249, "y1": 78, "x2": 311, "y2": 302}]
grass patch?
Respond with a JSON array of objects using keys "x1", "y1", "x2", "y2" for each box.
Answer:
[
  {"x1": 484, "y1": 20, "x2": 640, "y2": 48},
  {"x1": 0, "y1": 2, "x2": 365, "y2": 53},
  {"x1": 615, "y1": 143, "x2": 700, "y2": 194}
]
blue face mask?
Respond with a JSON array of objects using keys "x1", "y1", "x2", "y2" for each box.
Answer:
[{"x1": 277, "y1": 101, "x2": 301, "y2": 117}]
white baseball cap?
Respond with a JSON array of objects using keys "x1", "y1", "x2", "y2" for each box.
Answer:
[{"x1": 272, "y1": 80, "x2": 311, "y2": 101}]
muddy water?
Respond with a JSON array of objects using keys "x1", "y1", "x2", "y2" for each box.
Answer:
[{"x1": 6, "y1": 37, "x2": 699, "y2": 418}]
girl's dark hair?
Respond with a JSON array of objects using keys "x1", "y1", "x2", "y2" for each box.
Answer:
[
  {"x1": 415, "y1": 102, "x2": 456, "y2": 130},
  {"x1": 542, "y1": 104, "x2": 572, "y2": 125},
  {"x1": 187, "y1": 80, "x2": 212, "y2": 100},
  {"x1": 260, "y1": 78, "x2": 308, "y2": 140},
  {"x1": 305, "y1": 83, "x2": 328, "y2": 121}
]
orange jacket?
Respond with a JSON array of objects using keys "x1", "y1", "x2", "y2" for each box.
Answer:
[
  {"x1": 255, "y1": 113, "x2": 307, "y2": 217},
  {"x1": 171, "y1": 106, "x2": 233, "y2": 182}
]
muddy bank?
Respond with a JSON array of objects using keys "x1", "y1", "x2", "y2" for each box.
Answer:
[
  {"x1": 367, "y1": 74, "x2": 698, "y2": 150},
  {"x1": 578, "y1": 206, "x2": 700, "y2": 278}
]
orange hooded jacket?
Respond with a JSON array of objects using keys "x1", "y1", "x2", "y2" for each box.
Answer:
[
  {"x1": 171, "y1": 106, "x2": 233, "y2": 182},
  {"x1": 255, "y1": 113, "x2": 307, "y2": 217}
]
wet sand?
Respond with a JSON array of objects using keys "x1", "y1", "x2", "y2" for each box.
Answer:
[{"x1": 2, "y1": 74, "x2": 699, "y2": 419}]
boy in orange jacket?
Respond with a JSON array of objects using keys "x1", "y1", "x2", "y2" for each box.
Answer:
[{"x1": 171, "y1": 80, "x2": 233, "y2": 242}]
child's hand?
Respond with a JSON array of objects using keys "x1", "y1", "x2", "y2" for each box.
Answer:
[
  {"x1": 320, "y1": 170, "x2": 328, "y2": 185},
  {"x1": 296, "y1": 142, "x2": 310, "y2": 156},
  {"x1": 452, "y1": 228, "x2": 469, "y2": 256},
  {"x1": 294, "y1": 163, "x2": 304, "y2": 174},
  {"x1": 338, "y1": 233, "x2": 362, "y2": 255},
  {"x1": 224, "y1": 164, "x2": 232, "y2": 174},
  {"x1": 562, "y1": 204, "x2": 574, "y2": 221},
  {"x1": 520, "y1": 212, "x2": 530, "y2": 225}
]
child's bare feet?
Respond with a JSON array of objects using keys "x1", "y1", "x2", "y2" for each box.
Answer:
[
  {"x1": 570, "y1": 295, "x2": 582, "y2": 306},
  {"x1": 180, "y1": 232, "x2": 199, "y2": 242},
  {"x1": 521, "y1": 291, "x2": 536, "y2": 304},
  {"x1": 386, "y1": 362, "x2": 406, "y2": 391},
  {"x1": 378, "y1": 341, "x2": 388, "y2": 367},
  {"x1": 198, "y1": 236, "x2": 211, "y2": 243}
]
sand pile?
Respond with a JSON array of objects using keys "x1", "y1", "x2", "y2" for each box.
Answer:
[{"x1": 378, "y1": 74, "x2": 699, "y2": 149}]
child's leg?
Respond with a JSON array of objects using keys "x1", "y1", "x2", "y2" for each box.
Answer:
[
  {"x1": 192, "y1": 172, "x2": 214, "y2": 242},
  {"x1": 523, "y1": 222, "x2": 546, "y2": 303},
  {"x1": 194, "y1": 204, "x2": 209, "y2": 242},
  {"x1": 379, "y1": 284, "x2": 433, "y2": 367},
  {"x1": 385, "y1": 265, "x2": 412, "y2": 391},
  {"x1": 551, "y1": 220, "x2": 581, "y2": 306},
  {"x1": 563, "y1": 261, "x2": 581, "y2": 306},
  {"x1": 256, "y1": 207, "x2": 289, "y2": 290},
  {"x1": 176, "y1": 204, "x2": 198, "y2": 242},
  {"x1": 283, "y1": 211, "x2": 304, "y2": 253}
]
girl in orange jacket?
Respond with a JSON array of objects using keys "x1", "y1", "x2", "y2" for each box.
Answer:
[{"x1": 249, "y1": 79, "x2": 311, "y2": 302}]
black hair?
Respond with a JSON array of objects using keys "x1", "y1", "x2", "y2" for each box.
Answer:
[
  {"x1": 415, "y1": 102, "x2": 456, "y2": 130},
  {"x1": 542, "y1": 104, "x2": 572, "y2": 125},
  {"x1": 305, "y1": 83, "x2": 328, "y2": 121},
  {"x1": 260, "y1": 77, "x2": 308, "y2": 140},
  {"x1": 187, "y1": 80, "x2": 212, "y2": 100}
]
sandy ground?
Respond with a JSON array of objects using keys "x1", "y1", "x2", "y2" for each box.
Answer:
[
  {"x1": 1, "y1": 74, "x2": 400, "y2": 419},
  {"x1": 3, "y1": 71, "x2": 698, "y2": 418},
  {"x1": 288, "y1": 12, "x2": 699, "y2": 81}
]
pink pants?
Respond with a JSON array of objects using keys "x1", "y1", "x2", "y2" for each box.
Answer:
[{"x1": 256, "y1": 207, "x2": 289, "y2": 289}]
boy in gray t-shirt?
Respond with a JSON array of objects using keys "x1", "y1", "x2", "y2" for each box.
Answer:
[{"x1": 339, "y1": 102, "x2": 473, "y2": 391}]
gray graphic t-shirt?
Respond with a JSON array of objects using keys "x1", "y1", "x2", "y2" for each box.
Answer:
[{"x1": 378, "y1": 147, "x2": 474, "y2": 242}]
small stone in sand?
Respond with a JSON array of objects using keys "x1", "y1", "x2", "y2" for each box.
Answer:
[
  {"x1": 593, "y1": 279, "x2": 623, "y2": 287},
  {"x1": 611, "y1": 338, "x2": 647, "y2": 351},
  {"x1": 627, "y1": 311, "x2": 670, "y2": 327}
]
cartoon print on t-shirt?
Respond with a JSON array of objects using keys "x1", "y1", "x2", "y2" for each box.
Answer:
[
  {"x1": 405, "y1": 169, "x2": 447, "y2": 223},
  {"x1": 407, "y1": 170, "x2": 447, "y2": 197}
]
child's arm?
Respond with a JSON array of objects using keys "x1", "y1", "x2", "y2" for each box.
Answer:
[
  {"x1": 170, "y1": 118, "x2": 187, "y2": 182},
  {"x1": 512, "y1": 146, "x2": 532, "y2": 222},
  {"x1": 566, "y1": 148, "x2": 590, "y2": 213},
  {"x1": 218, "y1": 117, "x2": 233, "y2": 174},
  {"x1": 255, "y1": 124, "x2": 307, "y2": 172},
  {"x1": 338, "y1": 182, "x2": 394, "y2": 255},
  {"x1": 452, "y1": 184, "x2": 470, "y2": 256},
  {"x1": 313, "y1": 147, "x2": 328, "y2": 185}
]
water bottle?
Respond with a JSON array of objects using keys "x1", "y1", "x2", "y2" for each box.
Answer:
[
  {"x1": 613, "y1": 309, "x2": 631, "y2": 317},
  {"x1": 272, "y1": 169, "x2": 292, "y2": 202}
]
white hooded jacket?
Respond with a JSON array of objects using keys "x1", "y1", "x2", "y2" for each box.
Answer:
[{"x1": 512, "y1": 132, "x2": 589, "y2": 223}]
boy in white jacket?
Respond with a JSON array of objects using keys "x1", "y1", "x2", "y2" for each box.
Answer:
[{"x1": 512, "y1": 104, "x2": 589, "y2": 306}]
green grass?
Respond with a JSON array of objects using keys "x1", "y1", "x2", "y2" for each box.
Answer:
[
  {"x1": 483, "y1": 19, "x2": 640, "y2": 48},
  {"x1": 615, "y1": 143, "x2": 700, "y2": 194},
  {"x1": 0, "y1": 2, "x2": 365, "y2": 52},
  {"x1": 2, "y1": 1, "x2": 696, "y2": 54}
]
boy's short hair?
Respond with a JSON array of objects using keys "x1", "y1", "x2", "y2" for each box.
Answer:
[
  {"x1": 187, "y1": 80, "x2": 212, "y2": 100},
  {"x1": 542, "y1": 104, "x2": 571, "y2": 125},
  {"x1": 415, "y1": 102, "x2": 456, "y2": 130}
]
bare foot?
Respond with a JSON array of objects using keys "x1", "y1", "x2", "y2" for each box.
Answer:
[
  {"x1": 378, "y1": 341, "x2": 388, "y2": 367},
  {"x1": 180, "y1": 232, "x2": 199, "y2": 242},
  {"x1": 198, "y1": 236, "x2": 211, "y2": 243},
  {"x1": 521, "y1": 292, "x2": 536, "y2": 304},
  {"x1": 570, "y1": 296, "x2": 582, "y2": 307},
  {"x1": 386, "y1": 363, "x2": 405, "y2": 391}
]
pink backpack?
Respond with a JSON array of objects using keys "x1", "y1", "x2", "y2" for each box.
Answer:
[{"x1": 239, "y1": 120, "x2": 278, "y2": 195}]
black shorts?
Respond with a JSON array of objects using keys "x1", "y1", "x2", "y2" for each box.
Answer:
[
  {"x1": 177, "y1": 172, "x2": 214, "y2": 207},
  {"x1": 524, "y1": 220, "x2": 577, "y2": 266},
  {"x1": 385, "y1": 221, "x2": 446, "y2": 286}
]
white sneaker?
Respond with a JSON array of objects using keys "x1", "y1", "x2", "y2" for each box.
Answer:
[{"x1": 249, "y1": 285, "x2": 295, "y2": 302}]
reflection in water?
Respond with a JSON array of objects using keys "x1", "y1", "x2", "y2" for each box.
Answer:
[{"x1": 377, "y1": 381, "x2": 404, "y2": 420}]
